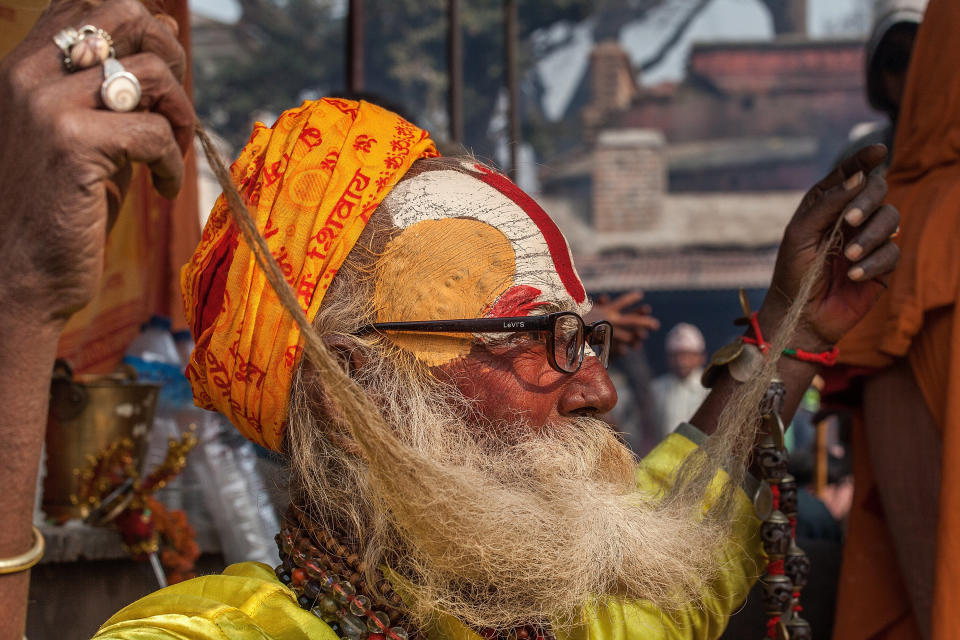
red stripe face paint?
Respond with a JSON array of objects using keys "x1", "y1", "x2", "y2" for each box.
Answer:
[
  {"x1": 379, "y1": 164, "x2": 589, "y2": 326},
  {"x1": 471, "y1": 164, "x2": 586, "y2": 305}
]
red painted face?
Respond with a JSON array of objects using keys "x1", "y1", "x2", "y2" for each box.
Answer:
[
  {"x1": 436, "y1": 338, "x2": 618, "y2": 433},
  {"x1": 378, "y1": 163, "x2": 614, "y2": 429}
]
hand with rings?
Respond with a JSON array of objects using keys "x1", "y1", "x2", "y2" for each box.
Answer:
[
  {"x1": 0, "y1": 5, "x2": 195, "y2": 632},
  {"x1": 52, "y1": 24, "x2": 114, "y2": 71},
  {"x1": 52, "y1": 22, "x2": 140, "y2": 112},
  {"x1": 0, "y1": 0, "x2": 195, "y2": 321}
]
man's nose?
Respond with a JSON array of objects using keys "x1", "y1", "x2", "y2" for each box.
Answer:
[{"x1": 557, "y1": 356, "x2": 618, "y2": 417}]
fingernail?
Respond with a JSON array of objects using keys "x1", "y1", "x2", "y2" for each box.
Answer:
[
  {"x1": 843, "y1": 172, "x2": 864, "y2": 191},
  {"x1": 848, "y1": 266, "x2": 865, "y2": 281},
  {"x1": 845, "y1": 208, "x2": 864, "y2": 226},
  {"x1": 845, "y1": 243, "x2": 863, "y2": 260}
]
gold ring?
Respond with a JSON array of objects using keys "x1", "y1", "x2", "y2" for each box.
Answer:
[{"x1": 0, "y1": 526, "x2": 45, "y2": 574}]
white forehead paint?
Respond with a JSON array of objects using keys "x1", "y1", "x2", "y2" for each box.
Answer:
[{"x1": 381, "y1": 168, "x2": 588, "y2": 316}]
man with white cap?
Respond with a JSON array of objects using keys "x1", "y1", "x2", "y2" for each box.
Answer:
[{"x1": 651, "y1": 323, "x2": 709, "y2": 441}]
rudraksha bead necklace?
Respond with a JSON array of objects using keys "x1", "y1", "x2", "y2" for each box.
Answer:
[
  {"x1": 275, "y1": 513, "x2": 556, "y2": 640},
  {"x1": 275, "y1": 517, "x2": 412, "y2": 640}
]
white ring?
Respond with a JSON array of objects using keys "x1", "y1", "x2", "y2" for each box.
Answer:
[{"x1": 100, "y1": 58, "x2": 142, "y2": 112}]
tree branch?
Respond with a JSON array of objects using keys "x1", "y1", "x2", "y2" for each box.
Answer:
[{"x1": 638, "y1": 0, "x2": 713, "y2": 73}]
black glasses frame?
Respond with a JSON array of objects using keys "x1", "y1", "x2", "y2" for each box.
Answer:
[{"x1": 356, "y1": 311, "x2": 612, "y2": 374}]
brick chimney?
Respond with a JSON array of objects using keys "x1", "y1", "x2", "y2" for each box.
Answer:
[
  {"x1": 789, "y1": 0, "x2": 807, "y2": 36},
  {"x1": 591, "y1": 129, "x2": 665, "y2": 232},
  {"x1": 582, "y1": 40, "x2": 639, "y2": 138}
]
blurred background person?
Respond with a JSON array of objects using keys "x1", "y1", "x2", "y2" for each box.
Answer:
[
  {"x1": 651, "y1": 323, "x2": 709, "y2": 441},
  {"x1": 841, "y1": 0, "x2": 927, "y2": 167}
]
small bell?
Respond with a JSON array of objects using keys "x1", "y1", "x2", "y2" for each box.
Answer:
[
  {"x1": 786, "y1": 615, "x2": 813, "y2": 640},
  {"x1": 785, "y1": 541, "x2": 811, "y2": 591},
  {"x1": 761, "y1": 510, "x2": 792, "y2": 558},
  {"x1": 760, "y1": 573, "x2": 794, "y2": 616}
]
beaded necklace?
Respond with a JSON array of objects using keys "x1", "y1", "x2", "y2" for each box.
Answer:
[{"x1": 275, "y1": 511, "x2": 555, "y2": 640}]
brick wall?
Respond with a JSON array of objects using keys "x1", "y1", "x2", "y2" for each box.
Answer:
[{"x1": 592, "y1": 129, "x2": 665, "y2": 232}]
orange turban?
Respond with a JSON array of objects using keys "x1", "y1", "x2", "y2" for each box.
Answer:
[{"x1": 181, "y1": 98, "x2": 438, "y2": 450}]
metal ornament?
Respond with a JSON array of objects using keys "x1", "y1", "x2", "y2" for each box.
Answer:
[
  {"x1": 773, "y1": 620, "x2": 791, "y2": 640},
  {"x1": 785, "y1": 617, "x2": 812, "y2": 640},
  {"x1": 753, "y1": 375, "x2": 811, "y2": 639},
  {"x1": 761, "y1": 573, "x2": 794, "y2": 615},
  {"x1": 761, "y1": 510, "x2": 792, "y2": 558},
  {"x1": 785, "y1": 541, "x2": 811, "y2": 591},
  {"x1": 101, "y1": 57, "x2": 142, "y2": 112},
  {"x1": 756, "y1": 437, "x2": 788, "y2": 481},
  {"x1": 763, "y1": 413, "x2": 786, "y2": 451},
  {"x1": 728, "y1": 342, "x2": 765, "y2": 382},
  {"x1": 53, "y1": 27, "x2": 80, "y2": 68},
  {"x1": 70, "y1": 26, "x2": 115, "y2": 70},
  {"x1": 759, "y1": 378, "x2": 787, "y2": 417},
  {"x1": 702, "y1": 339, "x2": 745, "y2": 388},
  {"x1": 53, "y1": 25, "x2": 115, "y2": 72},
  {"x1": 752, "y1": 481, "x2": 774, "y2": 521},
  {"x1": 738, "y1": 288, "x2": 753, "y2": 320},
  {"x1": 779, "y1": 474, "x2": 798, "y2": 518}
]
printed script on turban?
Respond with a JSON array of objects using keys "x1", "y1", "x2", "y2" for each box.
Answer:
[{"x1": 181, "y1": 99, "x2": 438, "y2": 450}]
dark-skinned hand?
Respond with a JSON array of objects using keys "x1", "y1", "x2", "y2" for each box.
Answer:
[
  {"x1": 0, "y1": 0, "x2": 194, "y2": 327},
  {"x1": 759, "y1": 144, "x2": 900, "y2": 349},
  {"x1": 584, "y1": 291, "x2": 660, "y2": 356}
]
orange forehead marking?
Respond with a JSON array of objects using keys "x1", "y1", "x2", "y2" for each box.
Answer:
[{"x1": 373, "y1": 218, "x2": 516, "y2": 367}]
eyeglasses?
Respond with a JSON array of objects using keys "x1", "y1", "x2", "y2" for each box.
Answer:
[{"x1": 356, "y1": 311, "x2": 612, "y2": 374}]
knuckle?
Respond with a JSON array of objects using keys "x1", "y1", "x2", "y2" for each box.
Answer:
[
  {"x1": 50, "y1": 111, "x2": 85, "y2": 149},
  {"x1": 24, "y1": 83, "x2": 54, "y2": 120},
  {"x1": 143, "y1": 16, "x2": 187, "y2": 70},
  {"x1": 4, "y1": 59, "x2": 33, "y2": 95},
  {"x1": 798, "y1": 188, "x2": 820, "y2": 212},
  {"x1": 171, "y1": 41, "x2": 187, "y2": 71},
  {"x1": 111, "y1": 0, "x2": 150, "y2": 23},
  {"x1": 148, "y1": 117, "x2": 179, "y2": 157},
  {"x1": 138, "y1": 52, "x2": 171, "y2": 80}
]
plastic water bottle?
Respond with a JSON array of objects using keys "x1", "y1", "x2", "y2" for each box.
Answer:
[
  {"x1": 171, "y1": 331, "x2": 280, "y2": 566},
  {"x1": 124, "y1": 316, "x2": 189, "y2": 510}
]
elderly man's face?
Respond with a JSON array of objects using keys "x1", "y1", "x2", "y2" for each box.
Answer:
[
  {"x1": 299, "y1": 165, "x2": 720, "y2": 628},
  {"x1": 373, "y1": 162, "x2": 616, "y2": 430},
  {"x1": 438, "y1": 333, "x2": 618, "y2": 432}
]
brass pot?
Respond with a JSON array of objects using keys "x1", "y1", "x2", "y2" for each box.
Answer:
[{"x1": 42, "y1": 361, "x2": 160, "y2": 522}]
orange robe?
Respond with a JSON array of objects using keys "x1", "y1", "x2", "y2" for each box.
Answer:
[{"x1": 834, "y1": 0, "x2": 960, "y2": 636}]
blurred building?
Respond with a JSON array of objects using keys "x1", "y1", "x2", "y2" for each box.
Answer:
[{"x1": 539, "y1": 29, "x2": 875, "y2": 374}]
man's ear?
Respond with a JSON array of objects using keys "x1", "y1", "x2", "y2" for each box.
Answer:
[{"x1": 322, "y1": 333, "x2": 369, "y2": 376}]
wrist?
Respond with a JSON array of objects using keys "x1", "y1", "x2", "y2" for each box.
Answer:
[
  {"x1": 0, "y1": 297, "x2": 69, "y2": 338},
  {"x1": 755, "y1": 303, "x2": 834, "y2": 354},
  {"x1": 0, "y1": 313, "x2": 66, "y2": 383}
]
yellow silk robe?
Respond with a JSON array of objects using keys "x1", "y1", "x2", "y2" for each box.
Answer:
[{"x1": 93, "y1": 426, "x2": 763, "y2": 640}]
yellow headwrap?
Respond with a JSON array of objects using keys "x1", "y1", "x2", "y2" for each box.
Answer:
[{"x1": 181, "y1": 98, "x2": 438, "y2": 450}]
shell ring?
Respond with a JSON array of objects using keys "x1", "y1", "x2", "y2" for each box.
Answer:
[
  {"x1": 53, "y1": 25, "x2": 115, "y2": 72},
  {"x1": 101, "y1": 57, "x2": 142, "y2": 112}
]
